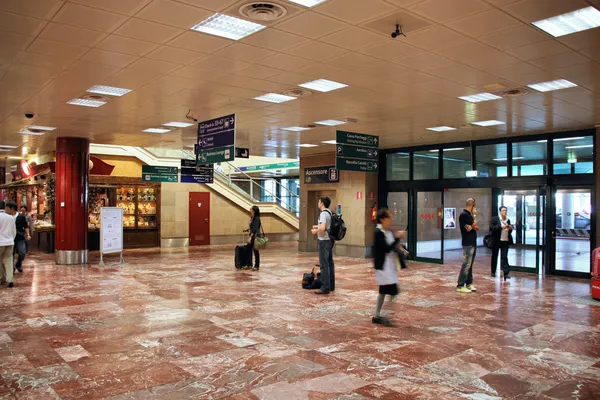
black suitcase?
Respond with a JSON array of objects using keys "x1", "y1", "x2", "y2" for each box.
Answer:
[{"x1": 235, "y1": 245, "x2": 247, "y2": 269}]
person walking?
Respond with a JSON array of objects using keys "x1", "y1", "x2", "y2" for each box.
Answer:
[
  {"x1": 457, "y1": 198, "x2": 479, "y2": 293},
  {"x1": 372, "y1": 209, "x2": 404, "y2": 327},
  {"x1": 311, "y1": 196, "x2": 334, "y2": 295},
  {"x1": 6, "y1": 202, "x2": 29, "y2": 274},
  {"x1": 20, "y1": 205, "x2": 34, "y2": 254},
  {"x1": 490, "y1": 206, "x2": 513, "y2": 281},
  {"x1": 243, "y1": 206, "x2": 261, "y2": 271},
  {"x1": 0, "y1": 201, "x2": 16, "y2": 288}
]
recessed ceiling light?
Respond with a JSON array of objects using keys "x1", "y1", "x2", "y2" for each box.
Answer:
[
  {"x1": 287, "y1": 0, "x2": 327, "y2": 6},
  {"x1": 86, "y1": 85, "x2": 131, "y2": 97},
  {"x1": 253, "y1": 93, "x2": 297, "y2": 103},
  {"x1": 315, "y1": 120, "x2": 346, "y2": 126},
  {"x1": 191, "y1": 13, "x2": 266, "y2": 40},
  {"x1": 565, "y1": 145, "x2": 594, "y2": 149},
  {"x1": 527, "y1": 79, "x2": 578, "y2": 92},
  {"x1": 458, "y1": 93, "x2": 502, "y2": 103},
  {"x1": 163, "y1": 121, "x2": 194, "y2": 128},
  {"x1": 493, "y1": 157, "x2": 524, "y2": 161},
  {"x1": 322, "y1": 140, "x2": 337, "y2": 145},
  {"x1": 67, "y1": 98, "x2": 107, "y2": 108},
  {"x1": 0, "y1": 145, "x2": 17, "y2": 149},
  {"x1": 298, "y1": 79, "x2": 348, "y2": 92},
  {"x1": 537, "y1": 136, "x2": 585, "y2": 143},
  {"x1": 283, "y1": 126, "x2": 311, "y2": 132},
  {"x1": 143, "y1": 128, "x2": 171, "y2": 134},
  {"x1": 27, "y1": 125, "x2": 56, "y2": 131},
  {"x1": 532, "y1": 6, "x2": 600, "y2": 38},
  {"x1": 426, "y1": 126, "x2": 456, "y2": 132},
  {"x1": 472, "y1": 120, "x2": 505, "y2": 127},
  {"x1": 18, "y1": 130, "x2": 46, "y2": 136},
  {"x1": 440, "y1": 148, "x2": 465, "y2": 152},
  {"x1": 297, "y1": 144, "x2": 318, "y2": 148}
]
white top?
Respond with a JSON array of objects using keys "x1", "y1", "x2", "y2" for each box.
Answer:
[
  {"x1": 318, "y1": 210, "x2": 331, "y2": 241},
  {"x1": 500, "y1": 218, "x2": 509, "y2": 242},
  {"x1": 375, "y1": 227, "x2": 399, "y2": 286},
  {"x1": 0, "y1": 210, "x2": 16, "y2": 246}
]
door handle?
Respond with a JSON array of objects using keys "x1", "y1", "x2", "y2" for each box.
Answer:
[{"x1": 205, "y1": 218, "x2": 209, "y2": 223}]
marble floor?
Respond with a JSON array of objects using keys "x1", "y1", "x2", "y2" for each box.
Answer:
[{"x1": 0, "y1": 243, "x2": 599, "y2": 399}]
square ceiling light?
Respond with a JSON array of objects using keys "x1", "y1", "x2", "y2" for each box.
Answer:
[
  {"x1": 283, "y1": 126, "x2": 311, "y2": 131},
  {"x1": 19, "y1": 130, "x2": 46, "y2": 136},
  {"x1": 532, "y1": 6, "x2": 600, "y2": 37},
  {"x1": 0, "y1": 145, "x2": 17, "y2": 149},
  {"x1": 297, "y1": 144, "x2": 318, "y2": 147},
  {"x1": 191, "y1": 13, "x2": 266, "y2": 40},
  {"x1": 86, "y1": 85, "x2": 131, "y2": 97},
  {"x1": 458, "y1": 93, "x2": 502, "y2": 103},
  {"x1": 527, "y1": 79, "x2": 577, "y2": 92},
  {"x1": 143, "y1": 128, "x2": 171, "y2": 134},
  {"x1": 253, "y1": 93, "x2": 297, "y2": 103},
  {"x1": 288, "y1": 0, "x2": 328, "y2": 6},
  {"x1": 163, "y1": 121, "x2": 194, "y2": 128},
  {"x1": 426, "y1": 126, "x2": 456, "y2": 132},
  {"x1": 472, "y1": 120, "x2": 505, "y2": 126},
  {"x1": 67, "y1": 98, "x2": 106, "y2": 108},
  {"x1": 298, "y1": 79, "x2": 348, "y2": 92},
  {"x1": 315, "y1": 120, "x2": 346, "y2": 126},
  {"x1": 322, "y1": 140, "x2": 337, "y2": 144}
]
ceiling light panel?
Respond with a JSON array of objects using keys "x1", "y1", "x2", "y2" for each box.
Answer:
[
  {"x1": 86, "y1": 85, "x2": 132, "y2": 97},
  {"x1": 565, "y1": 145, "x2": 593, "y2": 149},
  {"x1": 0, "y1": 145, "x2": 18, "y2": 149},
  {"x1": 297, "y1": 144, "x2": 318, "y2": 147},
  {"x1": 322, "y1": 140, "x2": 337, "y2": 144},
  {"x1": 493, "y1": 157, "x2": 524, "y2": 161},
  {"x1": 527, "y1": 79, "x2": 577, "y2": 92},
  {"x1": 253, "y1": 93, "x2": 297, "y2": 103},
  {"x1": 472, "y1": 120, "x2": 505, "y2": 126},
  {"x1": 538, "y1": 137, "x2": 585, "y2": 143},
  {"x1": 19, "y1": 130, "x2": 46, "y2": 136},
  {"x1": 426, "y1": 126, "x2": 456, "y2": 132},
  {"x1": 458, "y1": 93, "x2": 502, "y2": 103},
  {"x1": 163, "y1": 121, "x2": 195, "y2": 128},
  {"x1": 283, "y1": 126, "x2": 311, "y2": 131},
  {"x1": 287, "y1": 0, "x2": 327, "y2": 7},
  {"x1": 298, "y1": 79, "x2": 348, "y2": 92},
  {"x1": 315, "y1": 120, "x2": 346, "y2": 126},
  {"x1": 27, "y1": 125, "x2": 56, "y2": 131},
  {"x1": 67, "y1": 98, "x2": 107, "y2": 108},
  {"x1": 532, "y1": 6, "x2": 600, "y2": 38},
  {"x1": 143, "y1": 128, "x2": 171, "y2": 134},
  {"x1": 191, "y1": 13, "x2": 266, "y2": 40}
]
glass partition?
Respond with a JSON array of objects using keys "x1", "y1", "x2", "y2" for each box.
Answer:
[
  {"x1": 443, "y1": 147, "x2": 471, "y2": 179},
  {"x1": 386, "y1": 152, "x2": 410, "y2": 181},
  {"x1": 414, "y1": 150, "x2": 439, "y2": 180},
  {"x1": 476, "y1": 144, "x2": 508, "y2": 178},
  {"x1": 513, "y1": 141, "x2": 547, "y2": 176},
  {"x1": 552, "y1": 136, "x2": 593, "y2": 175}
]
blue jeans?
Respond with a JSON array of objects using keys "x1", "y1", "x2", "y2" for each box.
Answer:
[
  {"x1": 318, "y1": 240, "x2": 335, "y2": 292},
  {"x1": 14, "y1": 240, "x2": 26, "y2": 271},
  {"x1": 457, "y1": 246, "x2": 476, "y2": 287}
]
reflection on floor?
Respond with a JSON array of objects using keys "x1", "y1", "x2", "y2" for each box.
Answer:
[{"x1": 0, "y1": 244, "x2": 599, "y2": 399}]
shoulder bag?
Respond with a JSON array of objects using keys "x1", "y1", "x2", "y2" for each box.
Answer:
[{"x1": 254, "y1": 223, "x2": 269, "y2": 250}]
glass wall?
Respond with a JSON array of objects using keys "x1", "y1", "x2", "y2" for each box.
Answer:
[
  {"x1": 476, "y1": 143, "x2": 508, "y2": 178},
  {"x1": 414, "y1": 150, "x2": 438, "y2": 180},
  {"x1": 386, "y1": 153, "x2": 410, "y2": 181},
  {"x1": 443, "y1": 147, "x2": 471, "y2": 179},
  {"x1": 512, "y1": 141, "x2": 547, "y2": 176},
  {"x1": 281, "y1": 178, "x2": 300, "y2": 216},
  {"x1": 553, "y1": 136, "x2": 593, "y2": 175}
]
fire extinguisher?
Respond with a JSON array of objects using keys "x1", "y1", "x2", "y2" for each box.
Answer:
[{"x1": 371, "y1": 202, "x2": 377, "y2": 222}]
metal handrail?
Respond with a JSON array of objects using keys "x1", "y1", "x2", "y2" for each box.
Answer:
[{"x1": 226, "y1": 162, "x2": 299, "y2": 200}]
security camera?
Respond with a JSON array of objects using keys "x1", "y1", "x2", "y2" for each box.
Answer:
[
  {"x1": 391, "y1": 24, "x2": 406, "y2": 39},
  {"x1": 25, "y1": 113, "x2": 34, "y2": 119}
]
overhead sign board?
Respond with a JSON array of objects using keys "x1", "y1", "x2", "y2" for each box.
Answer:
[
  {"x1": 335, "y1": 130, "x2": 379, "y2": 172},
  {"x1": 197, "y1": 114, "x2": 235, "y2": 164},
  {"x1": 180, "y1": 159, "x2": 213, "y2": 184},
  {"x1": 238, "y1": 161, "x2": 299, "y2": 172},
  {"x1": 142, "y1": 166, "x2": 178, "y2": 182},
  {"x1": 304, "y1": 166, "x2": 339, "y2": 184},
  {"x1": 235, "y1": 147, "x2": 249, "y2": 159}
]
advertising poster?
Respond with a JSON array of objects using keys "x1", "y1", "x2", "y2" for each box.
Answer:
[{"x1": 444, "y1": 208, "x2": 456, "y2": 229}]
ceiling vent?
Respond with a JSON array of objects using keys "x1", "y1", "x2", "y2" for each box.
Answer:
[
  {"x1": 342, "y1": 117, "x2": 358, "y2": 123},
  {"x1": 498, "y1": 88, "x2": 529, "y2": 97},
  {"x1": 239, "y1": 2, "x2": 287, "y2": 22},
  {"x1": 282, "y1": 88, "x2": 311, "y2": 97},
  {"x1": 303, "y1": 124, "x2": 317, "y2": 129}
]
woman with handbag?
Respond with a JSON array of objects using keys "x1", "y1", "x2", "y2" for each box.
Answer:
[{"x1": 243, "y1": 206, "x2": 262, "y2": 271}]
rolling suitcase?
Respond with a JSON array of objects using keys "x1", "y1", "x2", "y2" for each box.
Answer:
[{"x1": 235, "y1": 245, "x2": 247, "y2": 270}]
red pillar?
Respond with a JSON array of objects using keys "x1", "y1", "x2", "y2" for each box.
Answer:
[{"x1": 55, "y1": 137, "x2": 89, "y2": 264}]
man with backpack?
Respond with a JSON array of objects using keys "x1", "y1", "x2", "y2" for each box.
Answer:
[{"x1": 311, "y1": 196, "x2": 336, "y2": 295}]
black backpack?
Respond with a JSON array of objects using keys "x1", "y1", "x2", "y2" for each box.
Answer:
[{"x1": 325, "y1": 210, "x2": 347, "y2": 241}]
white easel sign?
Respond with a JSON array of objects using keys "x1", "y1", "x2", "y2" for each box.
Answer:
[{"x1": 99, "y1": 207, "x2": 125, "y2": 267}]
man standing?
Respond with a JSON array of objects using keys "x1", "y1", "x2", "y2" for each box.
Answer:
[
  {"x1": 0, "y1": 201, "x2": 16, "y2": 288},
  {"x1": 311, "y1": 196, "x2": 334, "y2": 295},
  {"x1": 490, "y1": 206, "x2": 513, "y2": 281},
  {"x1": 20, "y1": 205, "x2": 34, "y2": 254},
  {"x1": 6, "y1": 202, "x2": 30, "y2": 274},
  {"x1": 457, "y1": 198, "x2": 478, "y2": 293}
]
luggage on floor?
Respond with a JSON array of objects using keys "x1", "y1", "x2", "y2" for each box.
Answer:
[
  {"x1": 235, "y1": 245, "x2": 248, "y2": 270},
  {"x1": 302, "y1": 266, "x2": 322, "y2": 290}
]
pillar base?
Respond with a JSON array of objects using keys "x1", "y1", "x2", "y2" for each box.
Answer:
[{"x1": 55, "y1": 250, "x2": 88, "y2": 265}]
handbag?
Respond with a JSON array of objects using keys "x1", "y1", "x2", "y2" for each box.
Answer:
[
  {"x1": 302, "y1": 266, "x2": 322, "y2": 289},
  {"x1": 253, "y1": 223, "x2": 269, "y2": 250},
  {"x1": 483, "y1": 232, "x2": 493, "y2": 249}
]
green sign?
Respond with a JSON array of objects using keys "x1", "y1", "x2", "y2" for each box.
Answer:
[
  {"x1": 336, "y1": 131, "x2": 379, "y2": 148},
  {"x1": 336, "y1": 158, "x2": 378, "y2": 172},
  {"x1": 142, "y1": 166, "x2": 178, "y2": 174},
  {"x1": 197, "y1": 146, "x2": 234, "y2": 164},
  {"x1": 142, "y1": 173, "x2": 178, "y2": 182},
  {"x1": 239, "y1": 161, "x2": 299, "y2": 172},
  {"x1": 336, "y1": 144, "x2": 378, "y2": 160}
]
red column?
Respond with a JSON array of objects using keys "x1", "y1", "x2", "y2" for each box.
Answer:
[{"x1": 55, "y1": 137, "x2": 89, "y2": 264}]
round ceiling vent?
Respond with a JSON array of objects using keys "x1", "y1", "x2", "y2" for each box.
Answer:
[
  {"x1": 282, "y1": 88, "x2": 311, "y2": 97},
  {"x1": 81, "y1": 94, "x2": 110, "y2": 102},
  {"x1": 239, "y1": 2, "x2": 287, "y2": 22},
  {"x1": 500, "y1": 88, "x2": 529, "y2": 97}
]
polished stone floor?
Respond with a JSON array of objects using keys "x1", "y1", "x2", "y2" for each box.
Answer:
[{"x1": 0, "y1": 244, "x2": 599, "y2": 399}]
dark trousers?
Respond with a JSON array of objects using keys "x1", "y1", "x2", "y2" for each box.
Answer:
[
  {"x1": 246, "y1": 238, "x2": 260, "y2": 268},
  {"x1": 14, "y1": 240, "x2": 26, "y2": 271},
  {"x1": 318, "y1": 240, "x2": 335, "y2": 291},
  {"x1": 457, "y1": 246, "x2": 476, "y2": 287},
  {"x1": 491, "y1": 243, "x2": 510, "y2": 276}
]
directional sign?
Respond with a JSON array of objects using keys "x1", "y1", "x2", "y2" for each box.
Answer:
[
  {"x1": 141, "y1": 166, "x2": 178, "y2": 182},
  {"x1": 235, "y1": 147, "x2": 249, "y2": 159},
  {"x1": 336, "y1": 131, "x2": 379, "y2": 149},
  {"x1": 143, "y1": 173, "x2": 178, "y2": 183},
  {"x1": 181, "y1": 174, "x2": 213, "y2": 184},
  {"x1": 304, "y1": 166, "x2": 339, "y2": 184},
  {"x1": 197, "y1": 114, "x2": 236, "y2": 165},
  {"x1": 336, "y1": 144, "x2": 378, "y2": 159},
  {"x1": 238, "y1": 161, "x2": 299, "y2": 172},
  {"x1": 336, "y1": 158, "x2": 378, "y2": 172}
]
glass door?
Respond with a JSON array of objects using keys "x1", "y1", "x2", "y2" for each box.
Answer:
[{"x1": 415, "y1": 191, "x2": 443, "y2": 263}]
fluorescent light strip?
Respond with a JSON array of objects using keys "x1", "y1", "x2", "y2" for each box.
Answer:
[
  {"x1": 472, "y1": 120, "x2": 505, "y2": 127},
  {"x1": 315, "y1": 119, "x2": 346, "y2": 126},
  {"x1": 298, "y1": 79, "x2": 348, "y2": 92},
  {"x1": 458, "y1": 92, "x2": 502, "y2": 103},
  {"x1": 322, "y1": 140, "x2": 337, "y2": 144},
  {"x1": 527, "y1": 79, "x2": 577, "y2": 92},
  {"x1": 143, "y1": 128, "x2": 171, "y2": 134},
  {"x1": 0, "y1": 145, "x2": 17, "y2": 149},
  {"x1": 163, "y1": 121, "x2": 194, "y2": 128},
  {"x1": 253, "y1": 93, "x2": 297, "y2": 103},
  {"x1": 27, "y1": 125, "x2": 56, "y2": 131},
  {"x1": 493, "y1": 157, "x2": 524, "y2": 161},
  {"x1": 565, "y1": 145, "x2": 593, "y2": 149},
  {"x1": 283, "y1": 126, "x2": 311, "y2": 132},
  {"x1": 426, "y1": 126, "x2": 456, "y2": 132},
  {"x1": 67, "y1": 98, "x2": 106, "y2": 107},
  {"x1": 191, "y1": 13, "x2": 266, "y2": 40},
  {"x1": 86, "y1": 85, "x2": 131, "y2": 97},
  {"x1": 537, "y1": 137, "x2": 585, "y2": 143},
  {"x1": 18, "y1": 130, "x2": 45, "y2": 136},
  {"x1": 532, "y1": 6, "x2": 600, "y2": 38},
  {"x1": 287, "y1": 0, "x2": 327, "y2": 7},
  {"x1": 429, "y1": 148, "x2": 464, "y2": 153},
  {"x1": 297, "y1": 144, "x2": 318, "y2": 148}
]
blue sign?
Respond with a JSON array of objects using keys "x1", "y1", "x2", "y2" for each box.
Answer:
[
  {"x1": 197, "y1": 114, "x2": 236, "y2": 164},
  {"x1": 199, "y1": 130, "x2": 235, "y2": 150},
  {"x1": 181, "y1": 175, "x2": 213, "y2": 184}
]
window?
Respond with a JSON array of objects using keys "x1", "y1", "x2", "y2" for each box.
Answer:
[
  {"x1": 552, "y1": 136, "x2": 593, "y2": 175},
  {"x1": 512, "y1": 141, "x2": 547, "y2": 176},
  {"x1": 281, "y1": 178, "x2": 299, "y2": 216},
  {"x1": 476, "y1": 144, "x2": 508, "y2": 178},
  {"x1": 414, "y1": 150, "x2": 439, "y2": 180},
  {"x1": 442, "y1": 147, "x2": 471, "y2": 179},
  {"x1": 260, "y1": 179, "x2": 277, "y2": 203},
  {"x1": 386, "y1": 152, "x2": 410, "y2": 181}
]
